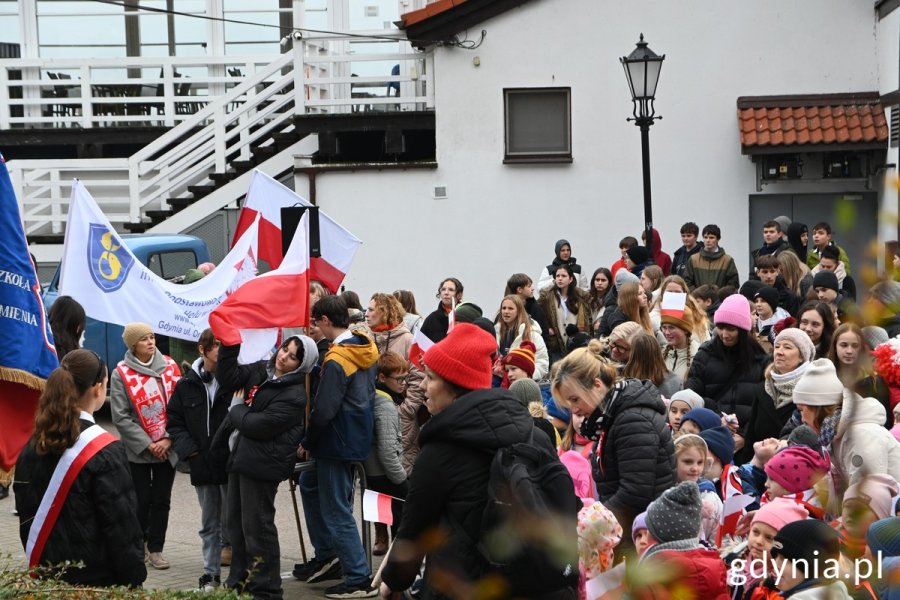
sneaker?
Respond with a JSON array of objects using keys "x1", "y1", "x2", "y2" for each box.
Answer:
[
  {"x1": 220, "y1": 546, "x2": 232, "y2": 566},
  {"x1": 198, "y1": 573, "x2": 221, "y2": 591},
  {"x1": 147, "y1": 552, "x2": 170, "y2": 570},
  {"x1": 323, "y1": 581, "x2": 378, "y2": 599},
  {"x1": 294, "y1": 556, "x2": 341, "y2": 583}
]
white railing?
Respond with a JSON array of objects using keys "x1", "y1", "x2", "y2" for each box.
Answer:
[{"x1": 6, "y1": 36, "x2": 434, "y2": 237}]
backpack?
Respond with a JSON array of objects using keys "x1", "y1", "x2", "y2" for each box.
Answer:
[{"x1": 476, "y1": 435, "x2": 580, "y2": 597}]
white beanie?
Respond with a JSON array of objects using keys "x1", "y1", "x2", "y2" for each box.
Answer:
[
  {"x1": 669, "y1": 389, "x2": 704, "y2": 411},
  {"x1": 793, "y1": 358, "x2": 844, "y2": 407}
]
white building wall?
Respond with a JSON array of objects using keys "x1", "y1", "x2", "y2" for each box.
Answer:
[
  {"x1": 877, "y1": 7, "x2": 899, "y2": 250},
  {"x1": 298, "y1": 0, "x2": 880, "y2": 313}
]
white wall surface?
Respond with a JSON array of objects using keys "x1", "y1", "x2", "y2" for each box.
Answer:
[
  {"x1": 298, "y1": 0, "x2": 881, "y2": 315},
  {"x1": 877, "y1": 7, "x2": 899, "y2": 248}
]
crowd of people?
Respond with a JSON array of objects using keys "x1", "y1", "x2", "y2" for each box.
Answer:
[{"x1": 10, "y1": 215, "x2": 900, "y2": 600}]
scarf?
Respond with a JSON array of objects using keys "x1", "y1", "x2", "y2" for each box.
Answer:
[
  {"x1": 640, "y1": 538, "x2": 703, "y2": 562},
  {"x1": 819, "y1": 408, "x2": 842, "y2": 449},
  {"x1": 370, "y1": 323, "x2": 395, "y2": 333},
  {"x1": 765, "y1": 362, "x2": 811, "y2": 409}
]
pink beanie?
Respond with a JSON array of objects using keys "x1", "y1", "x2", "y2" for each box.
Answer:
[
  {"x1": 752, "y1": 497, "x2": 809, "y2": 532},
  {"x1": 714, "y1": 294, "x2": 753, "y2": 332},
  {"x1": 764, "y1": 446, "x2": 831, "y2": 493}
]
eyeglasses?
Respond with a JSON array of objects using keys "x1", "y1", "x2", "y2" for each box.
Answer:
[
  {"x1": 388, "y1": 374, "x2": 408, "y2": 383},
  {"x1": 611, "y1": 343, "x2": 630, "y2": 353},
  {"x1": 310, "y1": 317, "x2": 319, "y2": 326}
]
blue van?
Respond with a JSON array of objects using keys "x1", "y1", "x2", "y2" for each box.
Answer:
[{"x1": 43, "y1": 234, "x2": 211, "y2": 368}]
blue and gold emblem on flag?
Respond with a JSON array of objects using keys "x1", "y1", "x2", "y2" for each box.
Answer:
[{"x1": 87, "y1": 223, "x2": 134, "y2": 292}]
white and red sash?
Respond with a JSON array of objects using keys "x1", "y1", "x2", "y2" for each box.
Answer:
[
  {"x1": 116, "y1": 358, "x2": 180, "y2": 442},
  {"x1": 26, "y1": 425, "x2": 117, "y2": 568}
]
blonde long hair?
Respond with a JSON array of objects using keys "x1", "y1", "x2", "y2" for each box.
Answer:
[{"x1": 496, "y1": 294, "x2": 534, "y2": 343}]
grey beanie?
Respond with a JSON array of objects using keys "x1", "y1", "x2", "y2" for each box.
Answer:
[
  {"x1": 509, "y1": 378, "x2": 543, "y2": 408},
  {"x1": 774, "y1": 215, "x2": 792, "y2": 233},
  {"x1": 646, "y1": 481, "x2": 702, "y2": 543},
  {"x1": 614, "y1": 269, "x2": 640, "y2": 290},
  {"x1": 862, "y1": 325, "x2": 890, "y2": 351}
]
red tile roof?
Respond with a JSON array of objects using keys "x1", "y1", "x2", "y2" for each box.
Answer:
[
  {"x1": 400, "y1": 0, "x2": 468, "y2": 28},
  {"x1": 737, "y1": 93, "x2": 888, "y2": 151}
]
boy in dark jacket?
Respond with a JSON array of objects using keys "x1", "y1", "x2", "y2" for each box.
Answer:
[
  {"x1": 167, "y1": 329, "x2": 232, "y2": 591},
  {"x1": 297, "y1": 295, "x2": 380, "y2": 598},
  {"x1": 672, "y1": 221, "x2": 702, "y2": 279}
]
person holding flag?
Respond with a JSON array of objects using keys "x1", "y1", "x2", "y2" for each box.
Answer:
[
  {"x1": 0, "y1": 150, "x2": 59, "y2": 500},
  {"x1": 212, "y1": 332, "x2": 318, "y2": 599},
  {"x1": 15, "y1": 349, "x2": 146, "y2": 587}
]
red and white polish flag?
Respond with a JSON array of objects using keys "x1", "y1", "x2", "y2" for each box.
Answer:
[
  {"x1": 362, "y1": 489, "x2": 402, "y2": 526},
  {"x1": 231, "y1": 170, "x2": 361, "y2": 293},
  {"x1": 408, "y1": 328, "x2": 435, "y2": 371},
  {"x1": 660, "y1": 291, "x2": 688, "y2": 320},
  {"x1": 210, "y1": 213, "x2": 311, "y2": 348}
]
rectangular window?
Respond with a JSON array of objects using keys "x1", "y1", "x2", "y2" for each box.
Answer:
[
  {"x1": 504, "y1": 87, "x2": 572, "y2": 163},
  {"x1": 147, "y1": 251, "x2": 198, "y2": 280}
]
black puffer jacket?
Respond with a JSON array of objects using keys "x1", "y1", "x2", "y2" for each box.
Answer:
[
  {"x1": 15, "y1": 420, "x2": 146, "y2": 587},
  {"x1": 686, "y1": 338, "x2": 771, "y2": 427},
  {"x1": 212, "y1": 337, "x2": 315, "y2": 482},
  {"x1": 420, "y1": 302, "x2": 451, "y2": 344},
  {"x1": 167, "y1": 358, "x2": 233, "y2": 486},
  {"x1": 381, "y1": 388, "x2": 571, "y2": 600},
  {"x1": 583, "y1": 379, "x2": 674, "y2": 541}
]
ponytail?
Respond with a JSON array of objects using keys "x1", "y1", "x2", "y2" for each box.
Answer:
[
  {"x1": 33, "y1": 349, "x2": 106, "y2": 456},
  {"x1": 33, "y1": 368, "x2": 81, "y2": 455}
]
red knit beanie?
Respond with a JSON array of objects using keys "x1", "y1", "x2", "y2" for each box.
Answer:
[
  {"x1": 423, "y1": 323, "x2": 497, "y2": 390},
  {"x1": 503, "y1": 341, "x2": 536, "y2": 378}
]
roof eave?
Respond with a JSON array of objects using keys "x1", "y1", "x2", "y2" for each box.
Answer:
[{"x1": 400, "y1": 0, "x2": 533, "y2": 49}]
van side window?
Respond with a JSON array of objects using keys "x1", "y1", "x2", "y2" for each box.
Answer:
[{"x1": 147, "y1": 251, "x2": 198, "y2": 280}]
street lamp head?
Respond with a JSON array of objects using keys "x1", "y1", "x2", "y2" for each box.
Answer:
[{"x1": 621, "y1": 33, "x2": 665, "y2": 120}]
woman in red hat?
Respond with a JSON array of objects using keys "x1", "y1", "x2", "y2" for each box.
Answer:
[{"x1": 379, "y1": 323, "x2": 577, "y2": 600}]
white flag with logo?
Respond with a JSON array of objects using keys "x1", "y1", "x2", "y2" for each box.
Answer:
[{"x1": 59, "y1": 180, "x2": 259, "y2": 342}]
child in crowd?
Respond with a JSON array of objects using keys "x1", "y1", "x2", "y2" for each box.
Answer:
[
  {"x1": 576, "y1": 501, "x2": 622, "y2": 600},
  {"x1": 667, "y1": 388, "x2": 704, "y2": 433},
  {"x1": 675, "y1": 434, "x2": 710, "y2": 486},
  {"x1": 631, "y1": 511, "x2": 651, "y2": 557},
  {"x1": 501, "y1": 340, "x2": 536, "y2": 388},
  {"x1": 679, "y1": 407, "x2": 722, "y2": 435},
  {"x1": 753, "y1": 286, "x2": 789, "y2": 351},
  {"x1": 674, "y1": 435, "x2": 726, "y2": 546},
  {"x1": 633, "y1": 482, "x2": 730, "y2": 599},
  {"x1": 755, "y1": 254, "x2": 800, "y2": 317},
  {"x1": 836, "y1": 474, "x2": 900, "y2": 562},
  {"x1": 763, "y1": 445, "x2": 830, "y2": 519},
  {"x1": 691, "y1": 284, "x2": 720, "y2": 329},
  {"x1": 770, "y1": 520, "x2": 848, "y2": 597},
  {"x1": 366, "y1": 352, "x2": 409, "y2": 556},
  {"x1": 733, "y1": 437, "x2": 785, "y2": 509},
  {"x1": 725, "y1": 498, "x2": 809, "y2": 600}
]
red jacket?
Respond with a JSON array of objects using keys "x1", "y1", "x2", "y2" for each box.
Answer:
[{"x1": 633, "y1": 547, "x2": 729, "y2": 600}]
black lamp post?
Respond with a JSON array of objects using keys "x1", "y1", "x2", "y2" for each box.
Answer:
[{"x1": 621, "y1": 34, "x2": 665, "y2": 260}]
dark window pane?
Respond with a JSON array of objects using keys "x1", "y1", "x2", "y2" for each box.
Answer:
[{"x1": 505, "y1": 89, "x2": 570, "y2": 158}]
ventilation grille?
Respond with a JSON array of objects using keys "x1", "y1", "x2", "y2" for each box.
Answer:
[
  {"x1": 433, "y1": 185, "x2": 447, "y2": 199},
  {"x1": 892, "y1": 104, "x2": 899, "y2": 148},
  {"x1": 365, "y1": 5, "x2": 379, "y2": 16}
]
